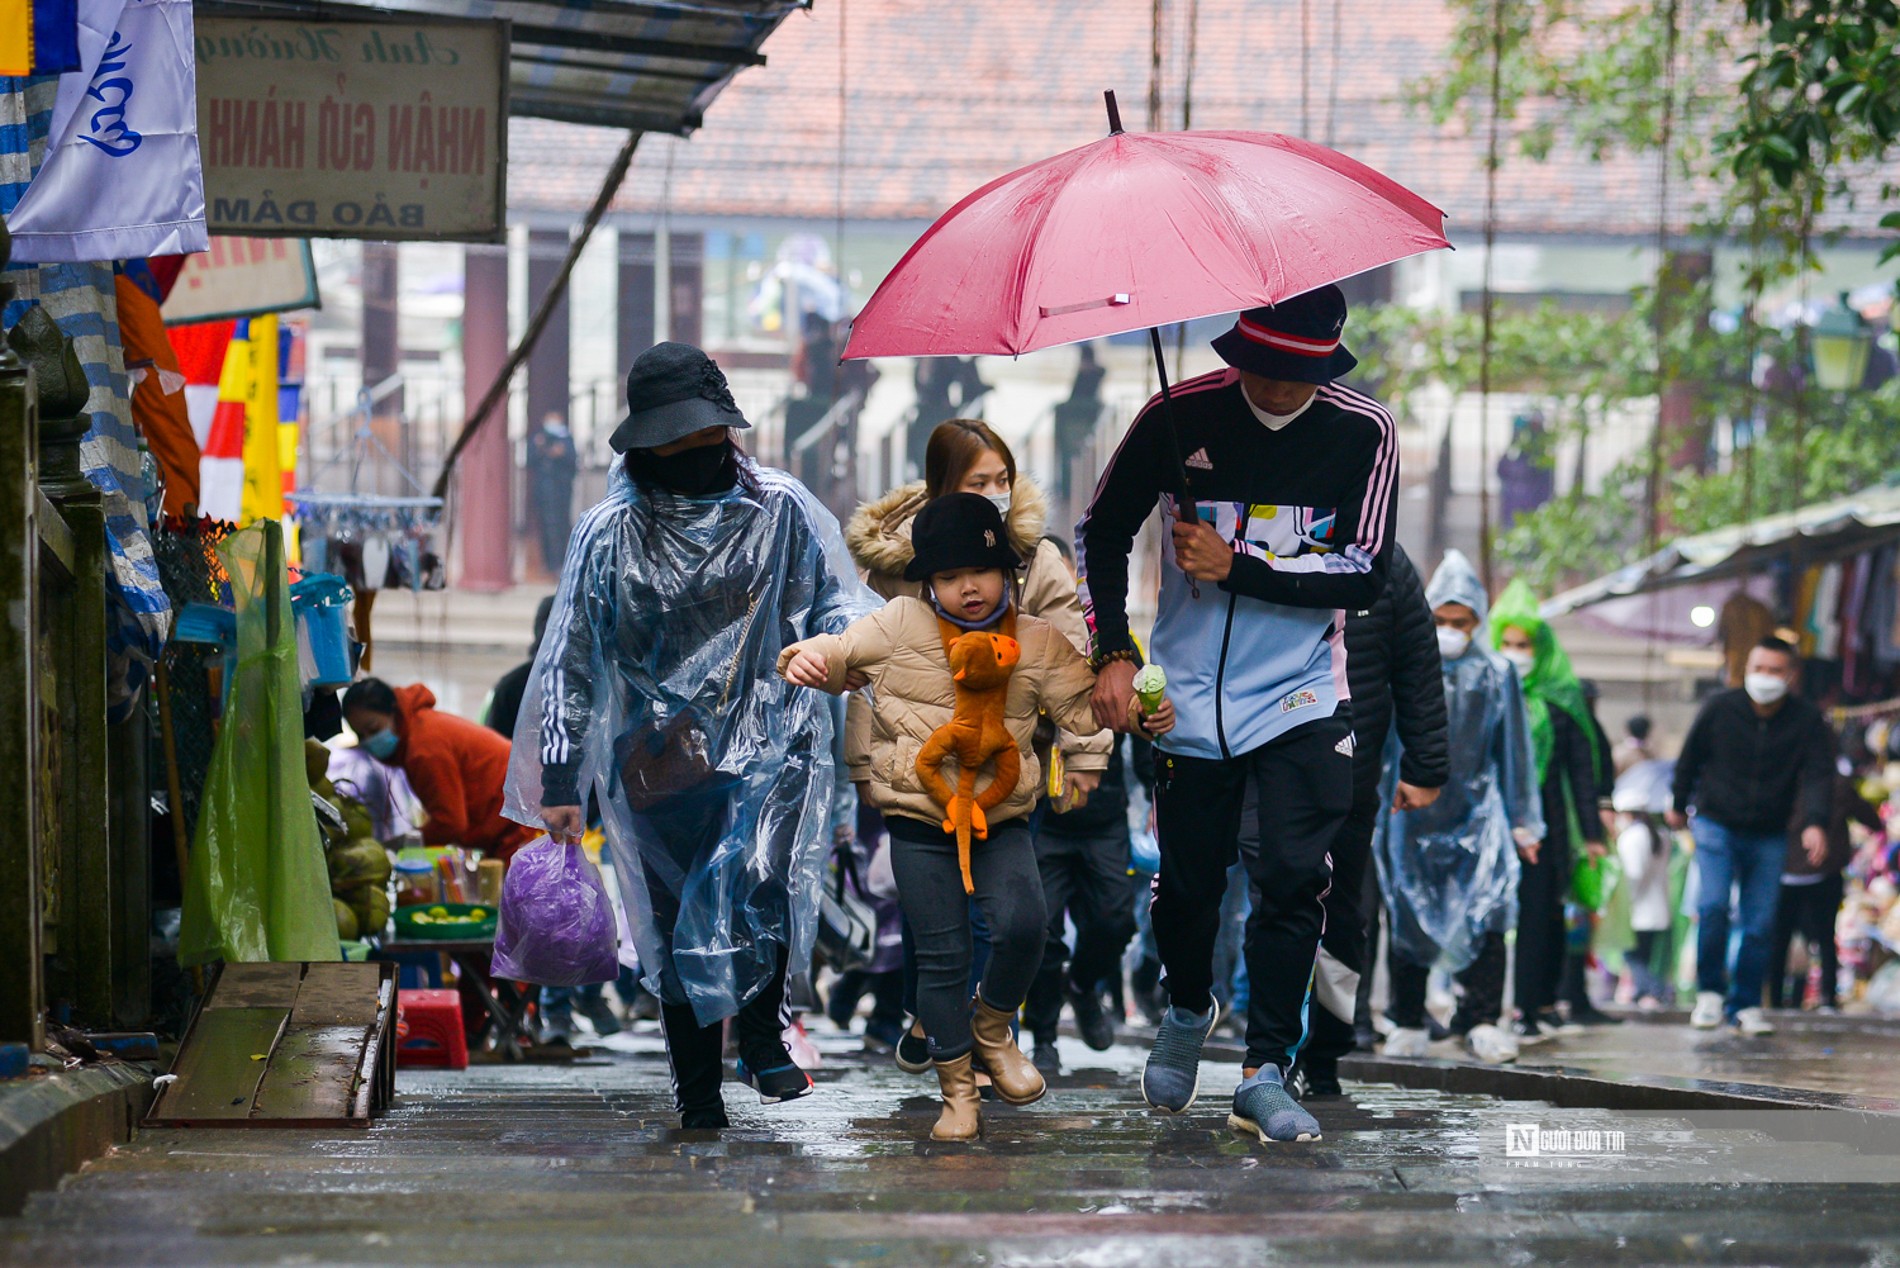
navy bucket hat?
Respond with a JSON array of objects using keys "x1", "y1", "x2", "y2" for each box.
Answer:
[{"x1": 1211, "y1": 284, "x2": 1358, "y2": 384}]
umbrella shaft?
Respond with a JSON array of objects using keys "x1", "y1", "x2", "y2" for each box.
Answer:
[{"x1": 1148, "y1": 326, "x2": 1194, "y2": 512}]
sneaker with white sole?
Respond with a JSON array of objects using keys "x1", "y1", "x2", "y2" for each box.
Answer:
[
  {"x1": 1464, "y1": 1023, "x2": 1519, "y2": 1064},
  {"x1": 1141, "y1": 1000, "x2": 1218, "y2": 1113},
  {"x1": 1734, "y1": 1007, "x2": 1776, "y2": 1036},
  {"x1": 1229, "y1": 1066, "x2": 1322, "y2": 1143},
  {"x1": 1382, "y1": 1026, "x2": 1431, "y2": 1058},
  {"x1": 1689, "y1": 991, "x2": 1725, "y2": 1029}
]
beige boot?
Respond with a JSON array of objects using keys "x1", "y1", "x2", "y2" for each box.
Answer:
[
  {"x1": 931, "y1": 1053, "x2": 982, "y2": 1141},
  {"x1": 971, "y1": 998, "x2": 1046, "y2": 1106}
]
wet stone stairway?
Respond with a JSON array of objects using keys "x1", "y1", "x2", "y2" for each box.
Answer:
[{"x1": 4, "y1": 1031, "x2": 1900, "y2": 1265}]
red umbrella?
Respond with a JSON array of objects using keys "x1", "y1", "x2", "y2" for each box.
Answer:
[{"x1": 842, "y1": 95, "x2": 1450, "y2": 362}]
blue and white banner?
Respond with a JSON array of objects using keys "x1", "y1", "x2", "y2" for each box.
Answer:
[{"x1": 8, "y1": 0, "x2": 206, "y2": 263}]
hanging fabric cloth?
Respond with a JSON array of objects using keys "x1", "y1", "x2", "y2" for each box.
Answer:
[{"x1": 114, "y1": 261, "x2": 200, "y2": 517}]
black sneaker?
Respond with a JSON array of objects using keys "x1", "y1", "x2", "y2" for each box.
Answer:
[
  {"x1": 1513, "y1": 1013, "x2": 1545, "y2": 1042},
  {"x1": 1032, "y1": 1043, "x2": 1062, "y2": 1076},
  {"x1": 1566, "y1": 1003, "x2": 1624, "y2": 1027},
  {"x1": 1531, "y1": 1006, "x2": 1565, "y2": 1031},
  {"x1": 1066, "y1": 976, "x2": 1116, "y2": 1051},
  {"x1": 895, "y1": 1020, "x2": 932, "y2": 1074},
  {"x1": 735, "y1": 1056, "x2": 814, "y2": 1104},
  {"x1": 1290, "y1": 1056, "x2": 1343, "y2": 1099},
  {"x1": 680, "y1": 1103, "x2": 729, "y2": 1130}
]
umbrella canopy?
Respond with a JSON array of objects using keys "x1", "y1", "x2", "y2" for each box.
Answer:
[{"x1": 843, "y1": 125, "x2": 1451, "y2": 360}]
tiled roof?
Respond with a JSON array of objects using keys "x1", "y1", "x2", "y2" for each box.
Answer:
[{"x1": 506, "y1": 0, "x2": 1891, "y2": 239}]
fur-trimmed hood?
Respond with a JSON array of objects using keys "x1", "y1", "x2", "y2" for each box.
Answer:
[{"x1": 845, "y1": 475, "x2": 1051, "y2": 582}]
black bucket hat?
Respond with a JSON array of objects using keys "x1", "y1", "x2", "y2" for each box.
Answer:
[
  {"x1": 903, "y1": 493, "x2": 1023, "y2": 582},
  {"x1": 609, "y1": 342, "x2": 751, "y2": 453},
  {"x1": 1210, "y1": 284, "x2": 1357, "y2": 384}
]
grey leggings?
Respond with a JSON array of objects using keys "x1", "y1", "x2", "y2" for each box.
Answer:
[{"x1": 887, "y1": 814, "x2": 1046, "y2": 1061}]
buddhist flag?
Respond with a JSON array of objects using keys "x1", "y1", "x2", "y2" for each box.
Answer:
[
  {"x1": 198, "y1": 320, "x2": 251, "y2": 524},
  {"x1": 31, "y1": 0, "x2": 80, "y2": 72},
  {"x1": 0, "y1": 0, "x2": 28, "y2": 74},
  {"x1": 239, "y1": 314, "x2": 282, "y2": 525}
]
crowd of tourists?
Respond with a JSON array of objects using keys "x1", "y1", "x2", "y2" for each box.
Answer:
[{"x1": 339, "y1": 285, "x2": 1894, "y2": 1146}]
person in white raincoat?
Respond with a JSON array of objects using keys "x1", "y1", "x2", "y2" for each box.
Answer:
[{"x1": 506, "y1": 343, "x2": 874, "y2": 1130}]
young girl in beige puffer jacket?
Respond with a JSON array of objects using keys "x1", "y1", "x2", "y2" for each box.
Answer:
[{"x1": 781, "y1": 494, "x2": 1173, "y2": 1141}]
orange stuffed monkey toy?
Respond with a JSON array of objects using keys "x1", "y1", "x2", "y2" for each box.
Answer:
[{"x1": 916, "y1": 615, "x2": 1022, "y2": 894}]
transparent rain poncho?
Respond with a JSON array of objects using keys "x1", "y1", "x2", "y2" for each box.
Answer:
[
  {"x1": 505, "y1": 459, "x2": 876, "y2": 1024},
  {"x1": 1374, "y1": 551, "x2": 1545, "y2": 971}
]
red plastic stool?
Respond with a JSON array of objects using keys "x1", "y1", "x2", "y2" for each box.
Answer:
[{"x1": 397, "y1": 989, "x2": 469, "y2": 1069}]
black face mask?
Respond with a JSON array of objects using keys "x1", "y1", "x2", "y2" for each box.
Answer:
[{"x1": 626, "y1": 439, "x2": 737, "y2": 496}]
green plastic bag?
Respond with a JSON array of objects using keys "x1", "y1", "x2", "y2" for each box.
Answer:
[
  {"x1": 1570, "y1": 853, "x2": 1607, "y2": 910},
  {"x1": 180, "y1": 522, "x2": 340, "y2": 965}
]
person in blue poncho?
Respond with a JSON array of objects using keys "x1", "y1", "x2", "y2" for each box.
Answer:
[
  {"x1": 1375, "y1": 551, "x2": 1545, "y2": 1066},
  {"x1": 505, "y1": 343, "x2": 875, "y2": 1130}
]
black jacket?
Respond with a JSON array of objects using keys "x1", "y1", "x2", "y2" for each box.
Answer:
[
  {"x1": 1543, "y1": 706, "x2": 1606, "y2": 849},
  {"x1": 1672, "y1": 688, "x2": 1835, "y2": 833},
  {"x1": 1344, "y1": 544, "x2": 1448, "y2": 792}
]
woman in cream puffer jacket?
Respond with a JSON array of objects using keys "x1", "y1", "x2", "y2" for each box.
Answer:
[{"x1": 843, "y1": 471, "x2": 1112, "y2": 783}]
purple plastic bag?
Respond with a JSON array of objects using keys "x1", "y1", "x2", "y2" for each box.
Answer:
[{"x1": 490, "y1": 836, "x2": 619, "y2": 986}]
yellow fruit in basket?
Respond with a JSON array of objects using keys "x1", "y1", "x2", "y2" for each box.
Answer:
[
  {"x1": 429, "y1": 906, "x2": 448, "y2": 917},
  {"x1": 470, "y1": 908, "x2": 486, "y2": 919}
]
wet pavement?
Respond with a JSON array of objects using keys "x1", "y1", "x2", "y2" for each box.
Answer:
[
  {"x1": 1511, "y1": 1011, "x2": 1900, "y2": 1107},
  {"x1": 5, "y1": 1026, "x2": 1900, "y2": 1265}
]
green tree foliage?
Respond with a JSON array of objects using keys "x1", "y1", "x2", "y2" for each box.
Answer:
[
  {"x1": 1397, "y1": 1, "x2": 1900, "y2": 592},
  {"x1": 1721, "y1": 0, "x2": 1900, "y2": 263},
  {"x1": 1357, "y1": 298, "x2": 1900, "y2": 593}
]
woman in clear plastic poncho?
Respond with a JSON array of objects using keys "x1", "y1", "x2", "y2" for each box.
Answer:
[
  {"x1": 506, "y1": 344, "x2": 874, "y2": 1130},
  {"x1": 1374, "y1": 550, "x2": 1545, "y2": 1063},
  {"x1": 1488, "y1": 578, "x2": 1611, "y2": 1035}
]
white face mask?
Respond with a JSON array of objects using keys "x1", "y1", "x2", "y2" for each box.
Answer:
[
  {"x1": 983, "y1": 491, "x2": 1012, "y2": 518},
  {"x1": 1436, "y1": 627, "x2": 1471, "y2": 660},
  {"x1": 1744, "y1": 672, "x2": 1789, "y2": 706},
  {"x1": 1501, "y1": 648, "x2": 1535, "y2": 674}
]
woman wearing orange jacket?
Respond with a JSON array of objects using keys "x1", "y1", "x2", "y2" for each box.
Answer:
[{"x1": 342, "y1": 678, "x2": 539, "y2": 862}]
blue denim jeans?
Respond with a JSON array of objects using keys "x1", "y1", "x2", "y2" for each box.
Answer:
[{"x1": 1691, "y1": 818, "x2": 1786, "y2": 1019}]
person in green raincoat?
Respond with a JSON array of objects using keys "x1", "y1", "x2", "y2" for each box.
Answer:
[{"x1": 1489, "y1": 580, "x2": 1611, "y2": 1037}]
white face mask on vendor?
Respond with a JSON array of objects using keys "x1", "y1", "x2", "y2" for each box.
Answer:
[
  {"x1": 1436, "y1": 627, "x2": 1471, "y2": 660},
  {"x1": 1501, "y1": 648, "x2": 1535, "y2": 674},
  {"x1": 1743, "y1": 672, "x2": 1789, "y2": 706}
]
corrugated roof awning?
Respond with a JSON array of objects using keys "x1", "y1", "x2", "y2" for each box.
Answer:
[
  {"x1": 194, "y1": 0, "x2": 806, "y2": 133},
  {"x1": 1543, "y1": 480, "x2": 1900, "y2": 617}
]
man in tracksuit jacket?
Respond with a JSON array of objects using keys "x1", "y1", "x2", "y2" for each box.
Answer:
[{"x1": 1078, "y1": 284, "x2": 1397, "y2": 1144}]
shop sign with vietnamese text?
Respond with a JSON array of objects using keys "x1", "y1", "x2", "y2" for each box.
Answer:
[{"x1": 195, "y1": 17, "x2": 509, "y2": 242}]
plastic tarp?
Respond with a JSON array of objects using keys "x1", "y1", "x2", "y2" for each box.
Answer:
[
  {"x1": 180, "y1": 521, "x2": 339, "y2": 965},
  {"x1": 1375, "y1": 550, "x2": 1546, "y2": 971},
  {"x1": 505, "y1": 461, "x2": 875, "y2": 1024}
]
